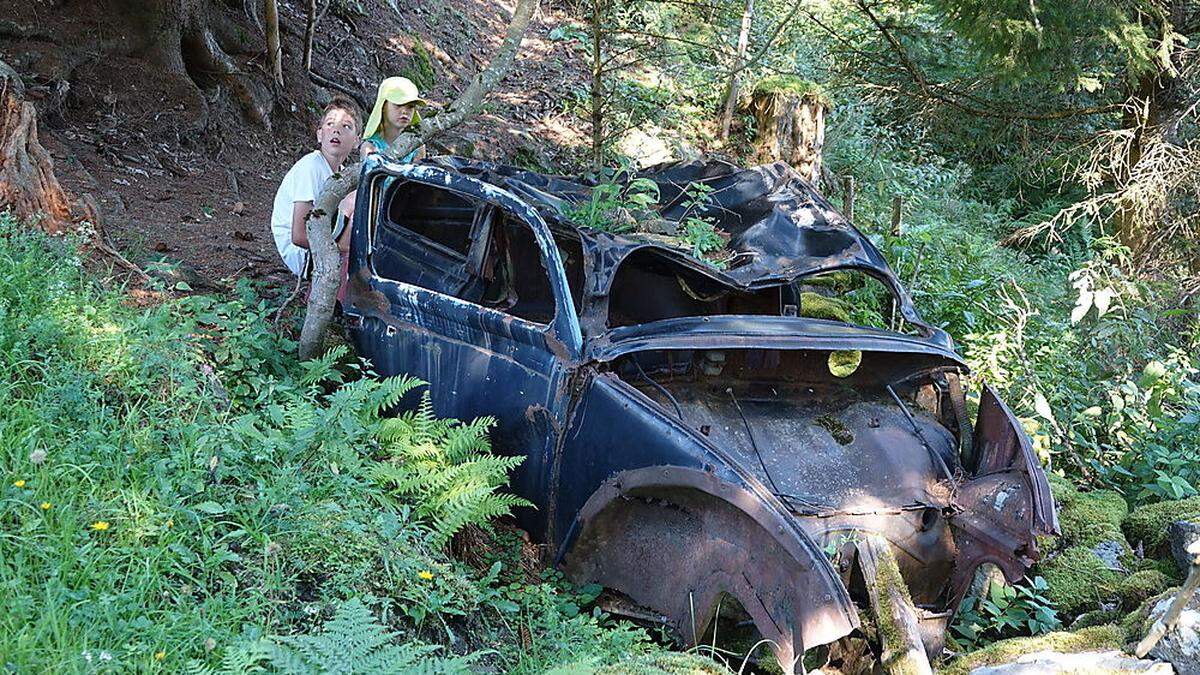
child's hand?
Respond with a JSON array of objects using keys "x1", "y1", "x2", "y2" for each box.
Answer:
[{"x1": 359, "y1": 141, "x2": 377, "y2": 159}]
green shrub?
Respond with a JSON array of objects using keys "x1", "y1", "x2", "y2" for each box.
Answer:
[{"x1": 0, "y1": 217, "x2": 670, "y2": 671}]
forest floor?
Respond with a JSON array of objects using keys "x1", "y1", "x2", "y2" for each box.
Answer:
[{"x1": 3, "y1": 0, "x2": 595, "y2": 290}]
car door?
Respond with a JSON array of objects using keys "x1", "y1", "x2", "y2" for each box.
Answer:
[{"x1": 344, "y1": 161, "x2": 584, "y2": 539}]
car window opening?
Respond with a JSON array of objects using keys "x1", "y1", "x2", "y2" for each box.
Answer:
[
  {"x1": 606, "y1": 250, "x2": 913, "y2": 334},
  {"x1": 371, "y1": 179, "x2": 571, "y2": 327}
]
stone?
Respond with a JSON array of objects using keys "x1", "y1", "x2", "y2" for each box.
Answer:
[
  {"x1": 968, "y1": 650, "x2": 1174, "y2": 674},
  {"x1": 1144, "y1": 593, "x2": 1200, "y2": 675},
  {"x1": 1095, "y1": 539, "x2": 1131, "y2": 572},
  {"x1": 1169, "y1": 521, "x2": 1200, "y2": 574}
]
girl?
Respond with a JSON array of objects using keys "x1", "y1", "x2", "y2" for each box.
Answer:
[{"x1": 361, "y1": 76, "x2": 428, "y2": 161}]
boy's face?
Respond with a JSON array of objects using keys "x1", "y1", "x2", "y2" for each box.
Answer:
[
  {"x1": 384, "y1": 102, "x2": 417, "y2": 131},
  {"x1": 316, "y1": 108, "x2": 359, "y2": 160}
]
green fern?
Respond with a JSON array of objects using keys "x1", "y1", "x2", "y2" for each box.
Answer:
[
  {"x1": 266, "y1": 598, "x2": 476, "y2": 674},
  {"x1": 181, "y1": 637, "x2": 272, "y2": 675},
  {"x1": 368, "y1": 393, "x2": 532, "y2": 546}
]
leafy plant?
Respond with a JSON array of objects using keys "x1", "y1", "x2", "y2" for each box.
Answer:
[
  {"x1": 566, "y1": 166, "x2": 661, "y2": 234},
  {"x1": 368, "y1": 394, "x2": 532, "y2": 547},
  {"x1": 674, "y1": 182, "x2": 729, "y2": 267},
  {"x1": 951, "y1": 576, "x2": 1061, "y2": 649},
  {"x1": 265, "y1": 598, "x2": 476, "y2": 674}
]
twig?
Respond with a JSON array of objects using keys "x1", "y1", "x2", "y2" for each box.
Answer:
[
  {"x1": 273, "y1": 274, "x2": 306, "y2": 326},
  {"x1": 307, "y1": 69, "x2": 367, "y2": 111}
]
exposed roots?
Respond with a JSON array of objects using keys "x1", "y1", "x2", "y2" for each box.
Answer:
[{"x1": 1, "y1": 60, "x2": 76, "y2": 234}]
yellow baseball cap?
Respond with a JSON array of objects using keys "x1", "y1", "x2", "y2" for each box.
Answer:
[{"x1": 363, "y1": 77, "x2": 427, "y2": 139}]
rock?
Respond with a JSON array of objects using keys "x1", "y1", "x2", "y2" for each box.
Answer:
[
  {"x1": 1094, "y1": 539, "x2": 1131, "y2": 572},
  {"x1": 1145, "y1": 593, "x2": 1200, "y2": 675},
  {"x1": 1170, "y1": 521, "x2": 1200, "y2": 574},
  {"x1": 968, "y1": 650, "x2": 1174, "y2": 674},
  {"x1": 942, "y1": 626, "x2": 1126, "y2": 675}
]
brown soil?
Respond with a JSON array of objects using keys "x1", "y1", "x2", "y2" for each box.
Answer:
[{"x1": 1, "y1": 0, "x2": 590, "y2": 291}]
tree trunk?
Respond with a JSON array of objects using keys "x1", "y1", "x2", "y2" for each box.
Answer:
[
  {"x1": 751, "y1": 88, "x2": 826, "y2": 185},
  {"x1": 589, "y1": 0, "x2": 605, "y2": 169},
  {"x1": 264, "y1": 0, "x2": 283, "y2": 89},
  {"x1": 297, "y1": 0, "x2": 543, "y2": 359},
  {"x1": 303, "y1": 0, "x2": 318, "y2": 72},
  {"x1": 0, "y1": 60, "x2": 83, "y2": 234},
  {"x1": 719, "y1": 0, "x2": 753, "y2": 140}
]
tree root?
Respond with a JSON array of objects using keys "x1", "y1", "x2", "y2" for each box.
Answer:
[
  {"x1": 182, "y1": 28, "x2": 270, "y2": 128},
  {"x1": 1, "y1": 60, "x2": 75, "y2": 233}
]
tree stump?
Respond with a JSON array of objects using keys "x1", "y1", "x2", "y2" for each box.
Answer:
[
  {"x1": 0, "y1": 60, "x2": 82, "y2": 234},
  {"x1": 750, "y1": 79, "x2": 827, "y2": 187}
]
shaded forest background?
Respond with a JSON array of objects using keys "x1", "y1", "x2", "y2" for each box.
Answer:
[{"x1": 1, "y1": 0, "x2": 1200, "y2": 671}]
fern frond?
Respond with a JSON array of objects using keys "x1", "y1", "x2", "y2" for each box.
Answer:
[
  {"x1": 366, "y1": 374, "x2": 425, "y2": 418},
  {"x1": 299, "y1": 345, "x2": 349, "y2": 386}
]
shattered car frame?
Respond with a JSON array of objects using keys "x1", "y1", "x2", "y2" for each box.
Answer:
[{"x1": 343, "y1": 156, "x2": 1058, "y2": 670}]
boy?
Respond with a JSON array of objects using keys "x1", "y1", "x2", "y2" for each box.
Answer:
[{"x1": 270, "y1": 96, "x2": 362, "y2": 277}]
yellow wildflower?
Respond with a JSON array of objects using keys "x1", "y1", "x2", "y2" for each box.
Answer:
[
  {"x1": 91, "y1": 521, "x2": 110, "y2": 531},
  {"x1": 154, "y1": 651, "x2": 165, "y2": 661},
  {"x1": 417, "y1": 570, "x2": 434, "y2": 581},
  {"x1": 13, "y1": 480, "x2": 25, "y2": 488},
  {"x1": 165, "y1": 519, "x2": 173, "y2": 528},
  {"x1": 40, "y1": 502, "x2": 51, "y2": 510}
]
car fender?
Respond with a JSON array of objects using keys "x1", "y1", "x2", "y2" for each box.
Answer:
[{"x1": 562, "y1": 465, "x2": 859, "y2": 670}]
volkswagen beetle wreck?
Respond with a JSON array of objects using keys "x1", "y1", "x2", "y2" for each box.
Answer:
[{"x1": 342, "y1": 155, "x2": 1058, "y2": 672}]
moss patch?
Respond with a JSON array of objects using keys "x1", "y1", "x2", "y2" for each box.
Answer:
[
  {"x1": 1114, "y1": 569, "x2": 1172, "y2": 610},
  {"x1": 815, "y1": 414, "x2": 854, "y2": 445},
  {"x1": 827, "y1": 350, "x2": 862, "y2": 378},
  {"x1": 1048, "y1": 473, "x2": 1080, "y2": 510},
  {"x1": 752, "y1": 75, "x2": 827, "y2": 103},
  {"x1": 550, "y1": 653, "x2": 728, "y2": 674},
  {"x1": 402, "y1": 35, "x2": 437, "y2": 92},
  {"x1": 1058, "y1": 489, "x2": 1128, "y2": 547},
  {"x1": 799, "y1": 292, "x2": 850, "y2": 322},
  {"x1": 940, "y1": 625, "x2": 1125, "y2": 675},
  {"x1": 1070, "y1": 608, "x2": 1121, "y2": 629},
  {"x1": 1037, "y1": 546, "x2": 1120, "y2": 617},
  {"x1": 1120, "y1": 587, "x2": 1178, "y2": 641},
  {"x1": 1124, "y1": 496, "x2": 1200, "y2": 555}
]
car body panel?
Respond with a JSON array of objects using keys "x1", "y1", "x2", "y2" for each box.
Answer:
[{"x1": 343, "y1": 155, "x2": 1059, "y2": 670}]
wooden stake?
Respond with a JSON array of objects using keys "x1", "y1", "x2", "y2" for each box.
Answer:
[{"x1": 891, "y1": 195, "x2": 903, "y2": 235}]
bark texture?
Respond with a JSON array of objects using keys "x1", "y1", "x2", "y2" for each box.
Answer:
[
  {"x1": 0, "y1": 61, "x2": 87, "y2": 234},
  {"x1": 751, "y1": 89, "x2": 826, "y2": 186}
]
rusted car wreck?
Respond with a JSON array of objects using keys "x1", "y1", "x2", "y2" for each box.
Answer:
[{"x1": 342, "y1": 156, "x2": 1059, "y2": 671}]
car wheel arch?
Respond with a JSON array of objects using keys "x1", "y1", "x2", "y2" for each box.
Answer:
[{"x1": 559, "y1": 465, "x2": 860, "y2": 671}]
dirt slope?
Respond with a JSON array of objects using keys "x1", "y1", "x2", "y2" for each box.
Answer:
[{"x1": 1, "y1": 0, "x2": 589, "y2": 287}]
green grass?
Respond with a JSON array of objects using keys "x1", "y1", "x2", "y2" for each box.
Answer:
[{"x1": 0, "y1": 214, "x2": 674, "y2": 673}]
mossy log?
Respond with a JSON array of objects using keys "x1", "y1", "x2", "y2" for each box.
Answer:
[
  {"x1": 858, "y1": 534, "x2": 933, "y2": 675},
  {"x1": 750, "y1": 86, "x2": 826, "y2": 185}
]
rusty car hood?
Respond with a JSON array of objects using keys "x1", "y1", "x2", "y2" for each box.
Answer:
[{"x1": 587, "y1": 315, "x2": 962, "y2": 364}]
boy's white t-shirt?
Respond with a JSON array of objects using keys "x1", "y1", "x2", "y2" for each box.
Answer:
[{"x1": 271, "y1": 150, "x2": 333, "y2": 276}]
